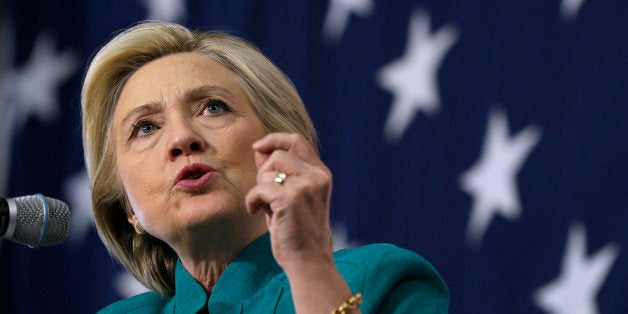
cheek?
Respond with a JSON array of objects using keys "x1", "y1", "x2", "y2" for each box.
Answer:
[
  {"x1": 237, "y1": 151, "x2": 259, "y2": 188},
  {"x1": 219, "y1": 128, "x2": 264, "y2": 190},
  {"x1": 222, "y1": 143, "x2": 257, "y2": 183},
  {"x1": 117, "y1": 155, "x2": 164, "y2": 214}
]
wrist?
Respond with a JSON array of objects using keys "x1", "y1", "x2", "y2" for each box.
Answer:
[
  {"x1": 332, "y1": 292, "x2": 363, "y2": 314},
  {"x1": 280, "y1": 252, "x2": 335, "y2": 275},
  {"x1": 283, "y1": 258, "x2": 357, "y2": 313}
]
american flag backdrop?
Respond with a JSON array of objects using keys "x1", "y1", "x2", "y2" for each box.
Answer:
[{"x1": 0, "y1": 0, "x2": 626, "y2": 313}]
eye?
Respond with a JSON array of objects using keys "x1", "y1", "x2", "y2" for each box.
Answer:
[
  {"x1": 130, "y1": 119, "x2": 159, "y2": 139},
  {"x1": 202, "y1": 99, "x2": 230, "y2": 116}
]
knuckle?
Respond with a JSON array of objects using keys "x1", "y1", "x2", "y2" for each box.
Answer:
[
  {"x1": 259, "y1": 152, "x2": 281, "y2": 172},
  {"x1": 313, "y1": 167, "x2": 332, "y2": 186},
  {"x1": 288, "y1": 133, "x2": 301, "y2": 142}
]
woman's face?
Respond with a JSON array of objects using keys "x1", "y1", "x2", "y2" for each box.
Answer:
[{"x1": 112, "y1": 52, "x2": 267, "y2": 248}]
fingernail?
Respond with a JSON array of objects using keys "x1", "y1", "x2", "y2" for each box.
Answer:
[{"x1": 252, "y1": 140, "x2": 261, "y2": 149}]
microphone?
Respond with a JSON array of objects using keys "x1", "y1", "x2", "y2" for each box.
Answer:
[{"x1": 0, "y1": 194, "x2": 70, "y2": 248}]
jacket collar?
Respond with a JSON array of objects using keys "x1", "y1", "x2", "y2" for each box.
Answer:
[{"x1": 172, "y1": 233, "x2": 284, "y2": 313}]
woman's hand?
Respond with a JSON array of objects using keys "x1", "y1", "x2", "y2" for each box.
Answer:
[
  {"x1": 246, "y1": 132, "x2": 359, "y2": 314},
  {"x1": 246, "y1": 132, "x2": 333, "y2": 268}
]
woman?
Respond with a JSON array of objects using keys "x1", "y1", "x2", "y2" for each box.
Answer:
[{"x1": 82, "y1": 22, "x2": 448, "y2": 313}]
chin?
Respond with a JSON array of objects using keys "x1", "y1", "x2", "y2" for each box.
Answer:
[{"x1": 179, "y1": 193, "x2": 240, "y2": 223}]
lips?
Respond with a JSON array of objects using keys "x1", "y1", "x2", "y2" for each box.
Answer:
[{"x1": 174, "y1": 163, "x2": 215, "y2": 189}]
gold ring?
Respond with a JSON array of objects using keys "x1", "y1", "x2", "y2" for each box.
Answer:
[{"x1": 274, "y1": 172, "x2": 288, "y2": 185}]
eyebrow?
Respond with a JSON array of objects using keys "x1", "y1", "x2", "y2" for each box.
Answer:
[
  {"x1": 119, "y1": 85, "x2": 236, "y2": 127},
  {"x1": 120, "y1": 101, "x2": 162, "y2": 128},
  {"x1": 182, "y1": 85, "x2": 233, "y2": 103}
]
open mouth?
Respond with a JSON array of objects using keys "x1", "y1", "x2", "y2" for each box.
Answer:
[
  {"x1": 186, "y1": 171, "x2": 205, "y2": 180},
  {"x1": 175, "y1": 163, "x2": 216, "y2": 188}
]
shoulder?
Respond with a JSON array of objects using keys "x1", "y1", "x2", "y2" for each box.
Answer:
[
  {"x1": 334, "y1": 243, "x2": 438, "y2": 280},
  {"x1": 334, "y1": 243, "x2": 426, "y2": 265},
  {"x1": 334, "y1": 244, "x2": 449, "y2": 313},
  {"x1": 98, "y1": 291, "x2": 169, "y2": 314}
]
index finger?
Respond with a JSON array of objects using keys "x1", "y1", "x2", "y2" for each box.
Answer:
[{"x1": 252, "y1": 133, "x2": 319, "y2": 164}]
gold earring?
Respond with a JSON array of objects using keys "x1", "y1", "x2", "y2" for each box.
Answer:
[{"x1": 133, "y1": 219, "x2": 145, "y2": 235}]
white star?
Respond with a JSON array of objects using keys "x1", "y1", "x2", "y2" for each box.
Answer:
[
  {"x1": 376, "y1": 10, "x2": 458, "y2": 143},
  {"x1": 534, "y1": 223, "x2": 619, "y2": 314},
  {"x1": 63, "y1": 170, "x2": 94, "y2": 249},
  {"x1": 0, "y1": 31, "x2": 77, "y2": 195},
  {"x1": 115, "y1": 271, "x2": 150, "y2": 298},
  {"x1": 560, "y1": 0, "x2": 587, "y2": 22},
  {"x1": 141, "y1": 0, "x2": 187, "y2": 22},
  {"x1": 332, "y1": 223, "x2": 361, "y2": 252},
  {"x1": 458, "y1": 108, "x2": 541, "y2": 247},
  {"x1": 322, "y1": 0, "x2": 374, "y2": 43},
  {"x1": 7, "y1": 33, "x2": 78, "y2": 126}
]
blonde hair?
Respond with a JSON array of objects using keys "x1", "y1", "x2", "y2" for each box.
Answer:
[{"x1": 81, "y1": 22, "x2": 317, "y2": 297}]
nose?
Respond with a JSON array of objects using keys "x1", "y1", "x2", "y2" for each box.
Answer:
[{"x1": 167, "y1": 120, "x2": 207, "y2": 160}]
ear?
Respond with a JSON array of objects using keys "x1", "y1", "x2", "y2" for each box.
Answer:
[{"x1": 127, "y1": 215, "x2": 136, "y2": 225}]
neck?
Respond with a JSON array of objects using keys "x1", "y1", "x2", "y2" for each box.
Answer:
[
  {"x1": 174, "y1": 218, "x2": 268, "y2": 294},
  {"x1": 181, "y1": 258, "x2": 231, "y2": 294}
]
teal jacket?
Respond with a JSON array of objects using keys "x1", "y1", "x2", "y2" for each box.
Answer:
[{"x1": 99, "y1": 233, "x2": 448, "y2": 313}]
